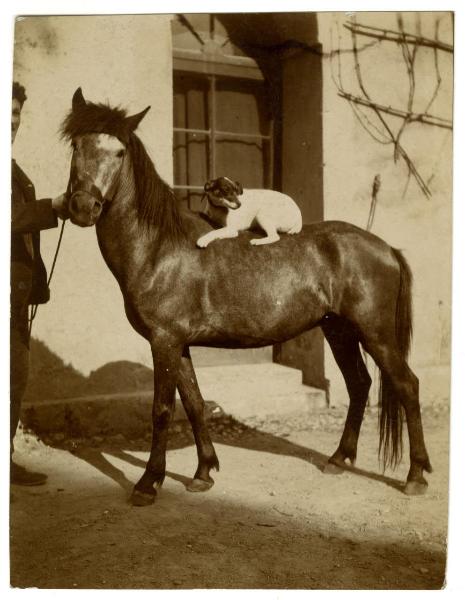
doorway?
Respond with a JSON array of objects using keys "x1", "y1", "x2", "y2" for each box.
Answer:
[{"x1": 171, "y1": 13, "x2": 325, "y2": 388}]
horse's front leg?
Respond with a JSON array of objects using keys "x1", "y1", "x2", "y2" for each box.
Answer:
[
  {"x1": 177, "y1": 347, "x2": 219, "y2": 492},
  {"x1": 131, "y1": 341, "x2": 182, "y2": 507}
]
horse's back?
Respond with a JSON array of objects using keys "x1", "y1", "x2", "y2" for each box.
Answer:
[
  {"x1": 184, "y1": 216, "x2": 398, "y2": 279},
  {"x1": 300, "y1": 220, "x2": 400, "y2": 271},
  {"x1": 193, "y1": 218, "x2": 400, "y2": 311}
]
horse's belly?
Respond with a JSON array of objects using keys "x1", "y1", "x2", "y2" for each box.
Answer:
[
  {"x1": 188, "y1": 286, "x2": 327, "y2": 347},
  {"x1": 190, "y1": 317, "x2": 319, "y2": 348}
]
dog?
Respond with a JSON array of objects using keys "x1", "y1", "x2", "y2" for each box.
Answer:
[{"x1": 197, "y1": 176, "x2": 303, "y2": 248}]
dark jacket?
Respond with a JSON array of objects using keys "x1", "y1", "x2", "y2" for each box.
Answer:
[{"x1": 11, "y1": 160, "x2": 58, "y2": 309}]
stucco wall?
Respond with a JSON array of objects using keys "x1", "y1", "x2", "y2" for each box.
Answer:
[
  {"x1": 13, "y1": 15, "x2": 173, "y2": 374},
  {"x1": 317, "y1": 12, "x2": 453, "y2": 404},
  {"x1": 12, "y1": 13, "x2": 453, "y2": 405}
]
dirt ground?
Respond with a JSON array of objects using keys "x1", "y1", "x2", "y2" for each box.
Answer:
[{"x1": 10, "y1": 404, "x2": 449, "y2": 590}]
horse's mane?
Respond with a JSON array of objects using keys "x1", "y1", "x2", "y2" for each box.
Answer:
[
  {"x1": 61, "y1": 100, "x2": 186, "y2": 242},
  {"x1": 127, "y1": 134, "x2": 186, "y2": 241}
]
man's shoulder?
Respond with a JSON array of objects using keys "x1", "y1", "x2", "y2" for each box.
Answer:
[{"x1": 12, "y1": 160, "x2": 35, "y2": 197}]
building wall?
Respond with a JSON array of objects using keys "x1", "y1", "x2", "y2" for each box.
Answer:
[
  {"x1": 13, "y1": 15, "x2": 173, "y2": 374},
  {"x1": 12, "y1": 13, "x2": 453, "y2": 408},
  {"x1": 317, "y1": 12, "x2": 453, "y2": 404}
]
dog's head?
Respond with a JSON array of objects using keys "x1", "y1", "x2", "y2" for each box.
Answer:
[{"x1": 204, "y1": 176, "x2": 243, "y2": 210}]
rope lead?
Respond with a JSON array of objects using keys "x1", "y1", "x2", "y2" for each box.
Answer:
[{"x1": 27, "y1": 219, "x2": 66, "y2": 339}]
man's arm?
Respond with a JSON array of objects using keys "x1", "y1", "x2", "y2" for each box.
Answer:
[
  {"x1": 12, "y1": 194, "x2": 68, "y2": 234},
  {"x1": 12, "y1": 198, "x2": 58, "y2": 234}
]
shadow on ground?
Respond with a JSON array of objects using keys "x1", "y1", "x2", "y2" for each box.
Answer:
[
  {"x1": 64, "y1": 415, "x2": 405, "y2": 495},
  {"x1": 10, "y1": 438, "x2": 445, "y2": 589},
  {"x1": 11, "y1": 413, "x2": 448, "y2": 589}
]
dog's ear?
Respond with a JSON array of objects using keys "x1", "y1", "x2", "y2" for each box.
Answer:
[
  {"x1": 235, "y1": 181, "x2": 244, "y2": 195},
  {"x1": 204, "y1": 180, "x2": 215, "y2": 192}
]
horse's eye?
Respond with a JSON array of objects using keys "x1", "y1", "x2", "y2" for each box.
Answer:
[{"x1": 117, "y1": 149, "x2": 125, "y2": 158}]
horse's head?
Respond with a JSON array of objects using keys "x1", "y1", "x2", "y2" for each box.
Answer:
[{"x1": 63, "y1": 88, "x2": 150, "y2": 227}]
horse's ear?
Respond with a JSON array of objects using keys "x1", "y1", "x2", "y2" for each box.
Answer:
[
  {"x1": 235, "y1": 181, "x2": 244, "y2": 195},
  {"x1": 72, "y1": 87, "x2": 87, "y2": 112},
  {"x1": 125, "y1": 106, "x2": 151, "y2": 132}
]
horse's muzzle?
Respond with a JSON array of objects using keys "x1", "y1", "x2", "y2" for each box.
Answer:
[{"x1": 68, "y1": 190, "x2": 103, "y2": 227}]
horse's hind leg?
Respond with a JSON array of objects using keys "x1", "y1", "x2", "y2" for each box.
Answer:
[
  {"x1": 321, "y1": 314, "x2": 371, "y2": 473},
  {"x1": 176, "y1": 347, "x2": 220, "y2": 492},
  {"x1": 364, "y1": 338, "x2": 432, "y2": 495}
]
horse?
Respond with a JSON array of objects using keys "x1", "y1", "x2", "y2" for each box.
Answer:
[{"x1": 62, "y1": 88, "x2": 432, "y2": 506}]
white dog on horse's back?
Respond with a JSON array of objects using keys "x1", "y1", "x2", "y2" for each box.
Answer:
[{"x1": 197, "y1": 176, "x2": 303, "y2": 248}]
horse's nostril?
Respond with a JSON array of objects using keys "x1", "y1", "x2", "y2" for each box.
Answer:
[
  {"x1": 70, "y1": 192, "x2": 90, "y2": 215},
  {"x1": 92, "y1": 201, "x2": 102, "y2": 216},
  {"x1": 70, "y1": 195, "x2": 79, "y2": 213}
]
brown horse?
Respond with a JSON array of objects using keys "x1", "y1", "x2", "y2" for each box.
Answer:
[{"x1": 63, "y1": 88, "x2": 432, "y2": 506}]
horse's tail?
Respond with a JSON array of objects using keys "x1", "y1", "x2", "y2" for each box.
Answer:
[
  {"x1": 392, "y1": 248, "x2": 413, "y2": 358},
  {"x1": 378, "y1": 248, "x2": 413, "y2": 470}
]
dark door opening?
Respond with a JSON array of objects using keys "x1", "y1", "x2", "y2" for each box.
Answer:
[{"x1": 172, "y1": 13, "x2": 325, "y2": 389}]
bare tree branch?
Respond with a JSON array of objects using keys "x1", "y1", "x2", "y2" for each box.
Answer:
[
  {"x1": 344, "y1": 21, "x2": 453, "y2": 53},
  {"x1": 393, "y1": 14, "x2": 418, "y2": 161},
  {"x1": 336, "y1": 92, "x2": 452, "y2": 130},
  {"x1": 330, "y1": 21, "x2": 391, "y2": 144},
  {"x1": 332, "y1": 15, "x2": 452, "y2": 199},
  {"x1": 348, "y1": 101, "x2": 393, "y2": 144},
  {"x1": 424, "y1": 18, "x2": 444, "y2": 115},
  {"x1": 349, "y1": 18, "x2": 432, "y2": 198},
  {"x1": 401, "y1": 169, "x2": 412, "y2": 199}
]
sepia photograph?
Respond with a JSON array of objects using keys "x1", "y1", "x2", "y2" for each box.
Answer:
[{"x1": 6, "y1": 2, "x2": 459, "y2": 591}]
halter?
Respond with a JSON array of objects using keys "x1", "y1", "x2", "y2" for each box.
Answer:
[{"x1": 69, "y1": 178, "x2": 105, "y2": 205}]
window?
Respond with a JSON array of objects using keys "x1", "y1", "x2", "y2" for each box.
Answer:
[{"x1": 172, "y1": 15, "x2": 274, "y2": 211}]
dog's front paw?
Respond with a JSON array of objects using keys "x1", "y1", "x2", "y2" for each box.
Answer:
[{"x1": 196, "y1": 237, "x2": 210, "y2": 248}]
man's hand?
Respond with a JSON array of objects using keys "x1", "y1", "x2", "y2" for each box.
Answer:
[{"x1": 52, "y1": 193, "x2": 70, "y2": 221}]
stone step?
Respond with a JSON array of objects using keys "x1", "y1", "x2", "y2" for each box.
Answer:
[
  {"x1": 182, "y1": 362, "x2": 305, "y2": 399},
  {"x1": 21, "y1": 363, "x2": 326, "y2": 437},
  {"x1": 183, "y1": 363, "x2": 325, "y2": 419}
]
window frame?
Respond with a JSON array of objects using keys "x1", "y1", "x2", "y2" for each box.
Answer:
[{"x1": 173, "y1": 51, "x2": 274, "y2": 209}]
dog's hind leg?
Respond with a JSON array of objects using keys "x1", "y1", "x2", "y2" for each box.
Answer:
[
  {"x1": 287, "y1": 222, "x2": 303, "y2": 235},
  {"x1": 250, "y1": 214, "x2": 280, "y2": 245}
]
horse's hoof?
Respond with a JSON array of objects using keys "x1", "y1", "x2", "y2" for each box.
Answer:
[
  {"x1": 323, "y1": 461, "x2": 344, "y2": 475},
  {"x1": 186, "y1": 478, "x2": 214, "y2": 493},
  {"x1": 131, "y1": 489, "x2": 157, "y2": 506},
  {"x1": 404, "y1": 480, "x2": 428, "y2": 496}
]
